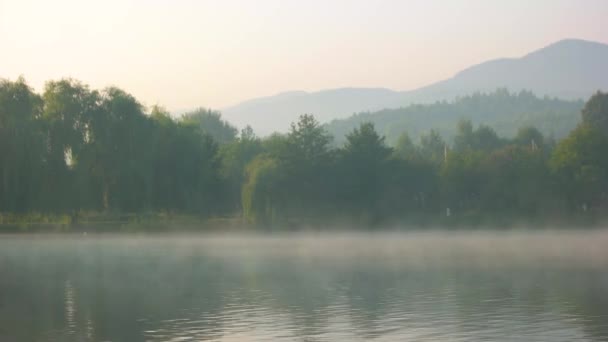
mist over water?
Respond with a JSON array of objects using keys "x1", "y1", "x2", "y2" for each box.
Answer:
[{"x1": 1, "y1": 230, "x2": 607, "y2": 341}]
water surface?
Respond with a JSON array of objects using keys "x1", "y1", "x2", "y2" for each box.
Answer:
[{"x1": 1, "y1": 231, "x2": 607, "y2": 341}]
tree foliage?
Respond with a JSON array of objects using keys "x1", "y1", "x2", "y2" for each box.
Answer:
[
  {"x1": 0, "y1": 78, "x2": 228, "y2": 217},
  {"x1": 182, "y1": 108, "x2": 238, "y2": 144},
  {"x1": 550, "y1": 124, "x2": 608, "y2": 210},
  {"x1": 0, "y1": 77, "x2": 606, "y2": 228},
  {"x1": 326, "y1": 89, "x2": 583, "y2": 145},
  {"x1": 581, "y1": 91, "x2": 608, "y2": 134}
]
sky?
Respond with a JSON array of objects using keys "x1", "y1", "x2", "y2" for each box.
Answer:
[{"x1": 0, "y1": 0, "x2": 607, "y2": 110}]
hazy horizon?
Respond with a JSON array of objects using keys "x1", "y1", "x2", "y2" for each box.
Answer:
[{"x1": 1, "y1": 0, "x2": 607, "y2": 111}]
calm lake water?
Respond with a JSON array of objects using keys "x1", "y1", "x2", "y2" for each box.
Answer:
[{"x1": 1, "y1": 231, "x2": 607, "y2": 342}]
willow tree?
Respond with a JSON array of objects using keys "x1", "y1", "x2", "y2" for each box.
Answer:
[
  {"x1": 241, "y1": 156, "x2": 283, "y2": 225},
  {"x1": 0, "y1": 78, "x2": 44, "y2": 212},
  {"x1": 41, "y1": 79, "x2": 97, "y2": 211}
]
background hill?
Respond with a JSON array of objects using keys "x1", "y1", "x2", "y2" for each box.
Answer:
[
  {"x1": 222, "y1": 39, "x2": 608, "y2": 135},
  {"x1": 223, "y1": 88, "x2": 403, "y2": 134}
]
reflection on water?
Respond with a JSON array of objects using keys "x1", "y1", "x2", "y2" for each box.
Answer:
[{"x1": 0, "y1": 231, "x2": 607, "y2": 341}]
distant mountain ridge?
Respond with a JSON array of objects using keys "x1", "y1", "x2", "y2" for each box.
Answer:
[
  {"x1": 407, "y1": 39, "x2": 608, "y2": 102},
  {"x1": 222, "y1": 39, "x2": 608, "y2": 134},
  {"x1": 224, "y1": 88, "x2": 403, "y2": 134}
]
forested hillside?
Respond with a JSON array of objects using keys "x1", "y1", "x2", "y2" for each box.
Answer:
[
  {"x1": 1, "y1": 77, "x2": 607, "y2": 228},
  {"x1": 325, "y1": 89, "x2": 584, "y2": 145}
]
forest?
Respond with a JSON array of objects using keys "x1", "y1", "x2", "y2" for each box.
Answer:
[
  {"x1": 1, "y1": 77, "x2": 607, "y2": 229},
  {"x1": 325, "y1": 89, "x2": 584, "y2": 145}
]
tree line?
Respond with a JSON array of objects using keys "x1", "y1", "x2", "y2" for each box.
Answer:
[
  {"x1": 1, "y1": 77, "x2": 607, "y2": 227},
  {"x1": 325, "y1": 89, "x2": 583, "y2": 146}
]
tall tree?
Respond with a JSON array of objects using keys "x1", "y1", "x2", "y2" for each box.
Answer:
[
  {"x1": 393, "y1": 132, "x2": 419, "y2": 161},
  {"x1": 419, "y1": 129, "x2": 446, "y2": 164},
  {"x1": 338, "y1": 123, "x2": 392, "y2": 221},
  {"x1": 454, "y1": 119, "x2": 503, "y2": 152},
  {"x1": 41, "y1": 79, "x2": 98, "y2": 211},
  {"x1": 182, "y1": 108, "x2": 237, "y2": 144},
  {"x1": 281, "y1": 114, "x2": 334, "y2": 219},
  {"x1": 241, "y1": 156, "x2": 283, "y2": 225},
  {"x1": 285, "y1": 114, "x2": 332, "y2": 166},
  {"x1": 550, "y1": 124, "x2": 608, "y2": 211},
  {"x1": 81, "y1": 87, "x2": 153, "y2": 211},
  {"x1": 480, "y1": 146, "x2": 550, "y2": 217},
  {"x1": 220, "y1": 126, "x2": 264, "y2": 212},
  {"x1": 0, "y1": 78, "x2": 44, "y2": 212},
  {"x1": 514, "y1": 126, "x2": 545, "y2": 150},
  {"x1": 581, "y1": 91, "x2": 608, "y2": 135}
]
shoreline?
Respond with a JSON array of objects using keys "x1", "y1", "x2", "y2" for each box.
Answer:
[{"x1": 0, "y1": 212, "x2": 605, "y2": 234}]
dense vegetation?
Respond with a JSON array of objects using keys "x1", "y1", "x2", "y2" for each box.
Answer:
[
  {"x1": 1, "y1": 77, "x2": 607, "y2": 229},
  {"x1": 325, "y1": 89, "x2": 584, "y2": 145}
]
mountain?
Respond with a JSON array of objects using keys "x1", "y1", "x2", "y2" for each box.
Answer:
[
  {"x1": 222, "y1": 39, "x2": 608, "y2": 135},
  {"x1": 223, "y1": 88, "x2": 403, "y2": 134},
  {"x1": 403, "y1": 39, "x2": 608, "y2": 103}
]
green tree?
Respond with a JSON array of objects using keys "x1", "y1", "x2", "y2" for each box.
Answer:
[
  {"x1": 514, "y1": 126, "x2": 545, "y2": 150},
  {"x1": 147, "y1": 105, "x2": 223, "y2": 215},
  {"x1": 440, "y1": 150, "x2": 485, "y2": 215},
  {"x1": 41, "y1": 79, "x2": 98, "y2": 211},
  {"x1": 479, "y1": 146, "x2": 550, "y2": 217},
  {"x1": 285, "y1": 114, "x2": 332, "y2": 166},
  {"x1": 581, "y1": 91, "x2": 608, "y2": 134},
  {"x1": 220, "y1": 126, "x2": 264, "y2": 212},
  {"x1": 337, "y1": 123, "x2": 392, "y2": 221},
  {"x1": 550, "y1": 124, "x2": 608, "y2": 212},
  {"x1": 453, "y1": 119, "x2": 474, "y2": 151},
  {"x1": 0, "y1": 78, "x2": 44, "y2": 212},
  {"x1": 182, "y1": 108, "x2": 237, "y2": 144},
  {"x1": 79, "y1": 87, "x2": 154, "y2": 211},
  {"x1": 454, "y1": 119, "x2": 503, "y2": 152},
  {"x1": 282, "y1": 115, "x2": 333, "y2": 219},
  {"x1": 262, "y1": 133, "x2": 290, "y2": 156},
  {"x1": 419, "y1": 129, "x2": 446, "y2": 164},
  {"x1": 343, "y1": 122, "x2": 392, "y2": 161},
  {"x1": 474, "y1": 125, "x2": 503, "y2": 151},
  {"x1": 393, "y1": 132, "x2": 419, "y2": 160},
  {"x1": 42, "y1": 79, "x2": 93, "y2": 163},
  {"x1": 242, "y1": 156, "x2": 283, "y2": 225}
]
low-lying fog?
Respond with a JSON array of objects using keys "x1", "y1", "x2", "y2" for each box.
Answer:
[
  {"x1": 1, "y1": 230, "x2": 607, "y2": 341},
  {"x1": 6, "y1": 229, "x2": 608, "y2": 266}
]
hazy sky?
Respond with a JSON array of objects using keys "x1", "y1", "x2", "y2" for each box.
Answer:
[{"x1": 0, "y1": 0, "x2": 606, "y2": 110}]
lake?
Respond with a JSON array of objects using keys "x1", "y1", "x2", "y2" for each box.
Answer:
[{"x1": 1, "y1": 231, "x2": 607, "y2": 341}]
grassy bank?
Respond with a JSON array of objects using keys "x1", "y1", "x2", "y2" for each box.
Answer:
[
  {"x1": 0, "y1": 212, "x2": 245, "y2": 233},
  {"x1": 0, "y1": 210, "x2": 604, "y2": 233}
]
